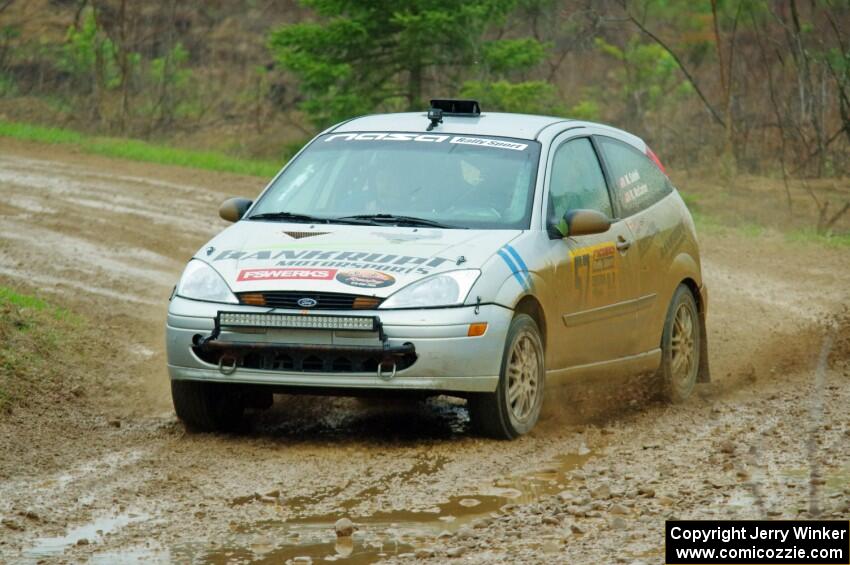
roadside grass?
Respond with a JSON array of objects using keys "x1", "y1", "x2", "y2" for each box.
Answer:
[
  {"x1": 0, "y1": 286, "x2": 77, "y2": 321},
  {"x1": 785, "y1": 228, "x2": 850, "y2": 248},
  {"x1": 693, "y1": 215, "x2": 850, "y2": 248},
  {"x1": 0, "y1": 287, "x2": 82, "y2": 413},
  {"x1": 686, "y1": 192, "x2": 850, "y2": 248},
  {"x1": 0, "y1": 120, "x2": 281, "y2": 178}
]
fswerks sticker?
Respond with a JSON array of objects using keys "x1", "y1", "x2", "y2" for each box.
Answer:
[{"x1": 237, "y1": 268, "x2": 337, "y2": 282}]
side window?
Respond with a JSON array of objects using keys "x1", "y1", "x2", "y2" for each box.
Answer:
[
  {"x1": 548, "y1": 138, "x2": 613, "y2": 224},
  {"x1": 596, "y1": 136, "x2": 671, "y2": 217}
]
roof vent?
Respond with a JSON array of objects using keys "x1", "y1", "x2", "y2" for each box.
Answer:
[{"x1": 429, "y1": 99, "x2": 481, "y2": 116}]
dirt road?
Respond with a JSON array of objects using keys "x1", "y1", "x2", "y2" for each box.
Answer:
[{"x1": 1, "y1": 140, "x2": 848, "y2": 564}]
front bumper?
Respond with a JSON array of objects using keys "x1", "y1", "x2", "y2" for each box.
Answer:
[{"x1": 166, "y1": 296, "x2": 512, "y2": 393}]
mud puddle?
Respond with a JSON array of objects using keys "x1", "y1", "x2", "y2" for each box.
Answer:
[
  {"x1": 87, "y1": 452, "x2": 591, "y2": 563},
  {"x1": 23, "y1": 511, "x2": 151, "y2": 561}
]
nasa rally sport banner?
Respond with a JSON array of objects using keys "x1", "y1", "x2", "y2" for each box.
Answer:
[{"x1": 665, "y1": 520, "x2": 849, "y2": 564}]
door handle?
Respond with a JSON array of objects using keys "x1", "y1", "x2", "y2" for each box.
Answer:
[{"x1": 616, "y1": 235, "x2": 632, "y2": 252}]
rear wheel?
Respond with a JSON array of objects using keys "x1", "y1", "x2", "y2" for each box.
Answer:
[
  {"x1": 658, "y1": 285, "x2": 701, "y2": 402},
  {"x1": 469, "y1": 314, "x2": 545, "y2": 439},
  {"x1": 171, "y1": 380, "x2": 246, "y2": 432}
]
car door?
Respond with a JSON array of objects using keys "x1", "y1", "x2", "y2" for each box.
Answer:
[
  {"x1": 595, "y1": 135, "x2": 676, "y2": 355},
  {"x1": 542, "y1": 133, "x2": 642, "y2": 369}
]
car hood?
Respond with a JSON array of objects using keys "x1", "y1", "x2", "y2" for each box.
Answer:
[{"x1": 198, "y1": 221, "x2": 522, "y2": 297}]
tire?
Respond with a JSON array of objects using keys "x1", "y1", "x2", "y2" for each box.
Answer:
[
  {"x1": 658, "y1": 285, "x2": 701, "y2": 403},
  {"x1": 171, "y1": 380, "x2": 246, "y2": 433},
  {"x1": 469, "y1": 314, "x2": 545, "y2": 439}
]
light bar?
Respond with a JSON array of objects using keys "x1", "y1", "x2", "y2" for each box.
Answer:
[{"x1": 219, "y1": 312, "x2": 375, "y2": 331}]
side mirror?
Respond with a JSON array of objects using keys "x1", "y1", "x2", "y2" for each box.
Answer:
[
  {"x1": 219, "y1": 197, "x2": 253, "y2": 222},
  {"x1": 550, "y1": 209, "x2": 612, "y2": 238}
]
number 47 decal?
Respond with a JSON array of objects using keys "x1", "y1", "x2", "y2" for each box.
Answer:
[
  {"x1": 573, "y1": 253, "x2": 591, "y2": 304},
  {"x1": 570, "y1": 242, "x2": 618, "y2": 305}
]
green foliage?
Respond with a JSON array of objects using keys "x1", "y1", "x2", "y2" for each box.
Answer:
[
  {"x1": 269, "y1": 0, "x2": 546, "y2": 128},
  {"x1": 145, "y1": 43, "x2": 197, "y2": 122},
  {"x1": 58, "y1": 9, "x2": 119, "y2": 91},
  {"x1": 14, "y1": 7, "x2": 198, "y2": 131},
  {"x1": 0, "y1": 73, "x2": 16, "y2": 96},
  {"x1": 0, "y1": 24, "x2": 20, "y2": 42},
  {"x1": 568, "y1": 99, "x2": 600, "y2": 121},
  {"x1": 0, "y1": 121, "x2": 280, "y2": 177},
  {"x1": 149, "y1": 43, "x2": 191, "y2": 92},
  {"x1": 460, "y1": 79, "x2": 562, "y2": 114},
  {"x1": 595, "y1": 36, "x2": 686, "y2": 121},
  {"x1": 0, "y1": 26, "x2": 20, "y2": 97},
  {"x1": 481, "y1": 38, "x2": 549, "y2": 75}
]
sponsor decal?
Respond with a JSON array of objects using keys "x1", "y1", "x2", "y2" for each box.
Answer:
[
  {"x1": 215, "y1": 248, "x2": 451, "y2": 276},
  {"x1": 336, "y1": 269, "x2": 396, "y2": 288},
  {"x1": 323, "y1": 132, "x2": 529, "y2": 151},
  {"x1": 623, "y1": 183, "x2": 649, "y2": 204},
  {"x1": 450, "y1": 136, "x2": 528, "y2": 151},
  {"x1": 570, "y1": 242, "x2": 619, "y2": 306},
  {"x1": 326, "y1": 133, "x2": 450, "y2": 143},
  {"x1": 237, "y1": 268, "x2": 337, "y2": 282},
  {"x1": 617, "y1": 169, "x2": 640, "y2": 189},
  {"x1": 497, "y1": 244, "x2": 532, "y2": 291}
]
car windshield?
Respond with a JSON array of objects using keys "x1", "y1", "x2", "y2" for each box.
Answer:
[{"x1": 249, "y1": 132, "x2": 541, "y2": 229}]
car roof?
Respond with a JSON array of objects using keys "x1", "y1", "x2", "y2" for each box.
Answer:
[{"x1": 330, "y1": 112, "x2": 574, "y2": 141}]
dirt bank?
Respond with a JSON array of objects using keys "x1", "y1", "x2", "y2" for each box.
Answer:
[{"x1": 0, "y1": 139, "x2": 848, "y2": 564}]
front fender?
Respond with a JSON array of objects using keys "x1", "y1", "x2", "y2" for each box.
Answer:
[{"x1": 493, "y1": 271, "x2": 548, "y2": 309}]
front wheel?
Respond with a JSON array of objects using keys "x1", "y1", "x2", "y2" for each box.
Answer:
[
  {"x1": 171, "y1": 380, "x2": 246, "y2": 433},
  {"x1": 469, "y1": 314, "x2": 545, "y2": 439},
  {"x1": 658, "y1": 285, "x2": 701, "y2": 402}
]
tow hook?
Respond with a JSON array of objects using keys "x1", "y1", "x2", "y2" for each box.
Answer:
[
  {"x1": 377, "y1": 361, "x2": 397, "y2": 381},
  {"x1": 218, "y1": 356, "x2": 238, "y2": 375}
]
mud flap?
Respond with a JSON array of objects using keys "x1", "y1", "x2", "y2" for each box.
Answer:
[{"x1": 697, "y1": 310, "x2": 710, "y2": 383}]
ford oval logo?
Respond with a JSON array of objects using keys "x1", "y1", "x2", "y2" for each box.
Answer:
[{"x1": 297, "y1": 297, "x2": 318, "y2": 308}]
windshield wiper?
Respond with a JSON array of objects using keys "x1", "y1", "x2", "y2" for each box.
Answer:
[
  {"x1": 335, "y1": 214, "x2": 461, "y2": 229},
  {"x1": 248, "y1": 211, "x2": 329, "y2": 223},
  {"x1": 248, "y1": 212, "x2": 373, "y2": 225}
]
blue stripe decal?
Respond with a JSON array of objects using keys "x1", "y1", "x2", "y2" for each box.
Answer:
[
  {"x1": 497, "y1": 248, "x2": 530, "y2": 291},
  {"x1": 504, "y1": 245, "x2": 531, "y2": 289}
]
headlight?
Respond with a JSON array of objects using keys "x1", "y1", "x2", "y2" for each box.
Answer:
[
  {"x1": 176, "y1": 260, "x2": 238, "y2": 304},
  {"x1": 379, "y1": 270, "x2": 480, "y2": 309}
]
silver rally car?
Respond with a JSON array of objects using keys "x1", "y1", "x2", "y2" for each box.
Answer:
[{"x1": 167, "y1": 99, "x2": 709, "y2": 438}]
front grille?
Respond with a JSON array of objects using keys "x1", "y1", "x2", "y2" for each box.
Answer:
[
  {"x1": 236, "y1": 350, "x2": 416, "y2": 373},
  {"x1": 193, "y1": 343, "x2": 417, "y2": 373},
  {"x1": 237, "y1": 291, "x2": 383, "y2": 310}
]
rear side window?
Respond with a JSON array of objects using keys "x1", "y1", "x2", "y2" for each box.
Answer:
[
  {"x1": 548, "y1": 138, "x2": 613, "y2": 224},
  {"x1": 596, "y1": 136, "x2": 671, "y2": 217}
]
